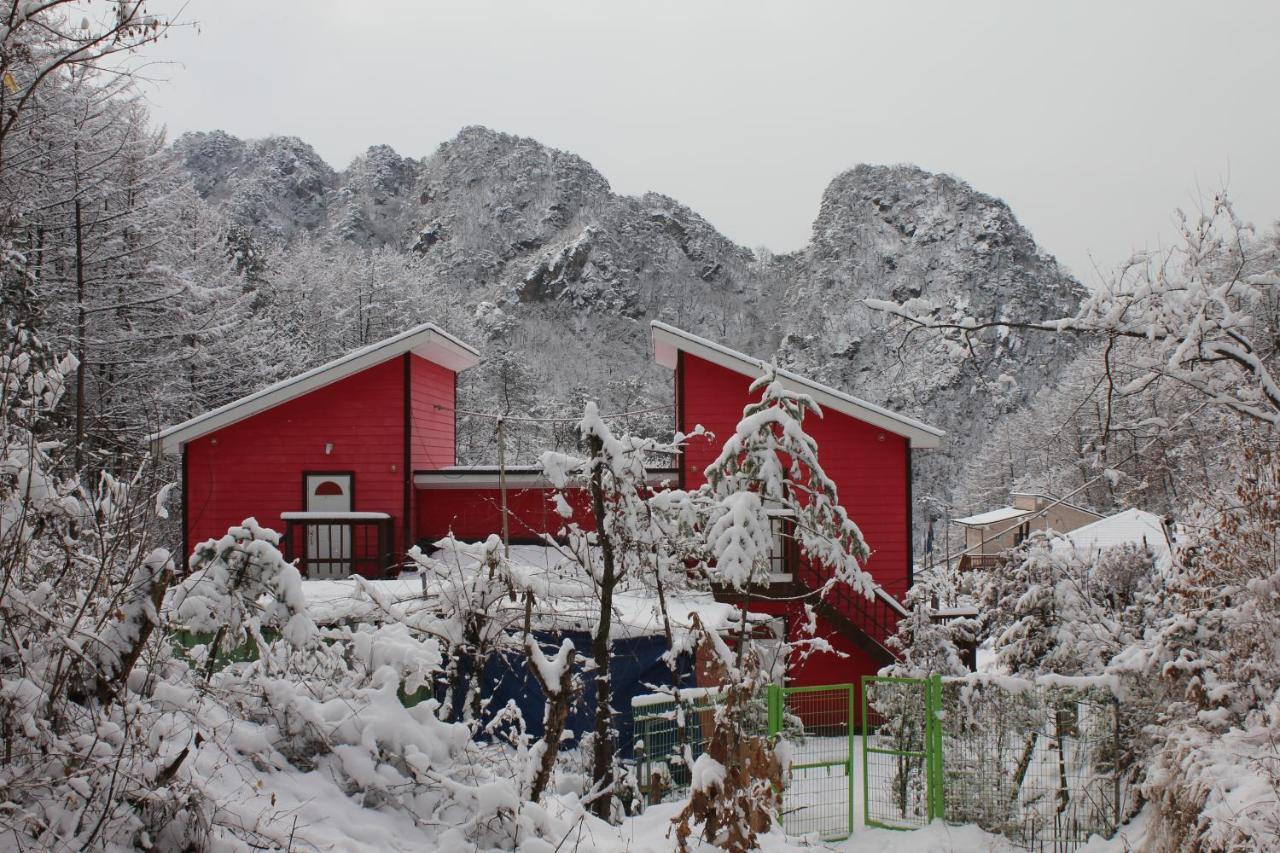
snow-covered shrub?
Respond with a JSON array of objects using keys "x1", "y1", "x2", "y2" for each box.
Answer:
[
  {"x1": 0, "y1": 325, "x2": 212, "y2": 848},
  {"x1": 884, "y1": 580, "x2": 975, "y2": 680},
  {"x1": 670, "y1": 616, "x2": 784, "y2": 853},
  {"x1": 169, "y1": 516, "x2": 317, "y2": 670},
  {"x1": 166, "y1": 520, "x2": 569, "y2": 850},
  {"x1": 409, "y1": 534, "x2": 528, "y2": 724},
  {"x1": 980, "y1": 533, "x2": 1132, "y2": 678},
  {"x1": 1113, "y1": 446, "x2": 1280, "y2": 849}
]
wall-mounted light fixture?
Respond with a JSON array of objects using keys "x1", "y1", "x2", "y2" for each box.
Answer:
[{"x1": 324, "y1": 442, "x2": 334, "y2": 456}]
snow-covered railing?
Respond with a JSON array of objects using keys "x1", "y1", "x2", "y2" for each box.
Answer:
[{"x1": 795, "y1": 557, "x2": 906, "y2": 661}]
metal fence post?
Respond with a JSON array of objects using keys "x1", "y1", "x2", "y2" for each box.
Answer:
[
  {"x1": 847, "y1": 683, "x2": 856, "y2": 837},
  {"x1": 924, "y1": 674, "x2": 945, "y2": 822},
  {"x1": 767, "y1": 683, "x2": 782, "y2": 738},
  {"x1": 860, "y1": 675, "x2": 871, "y2": 830}
]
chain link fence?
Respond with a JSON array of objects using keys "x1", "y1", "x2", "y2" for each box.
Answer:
[
  {"x1": 941, "y1": 678, "x2": 1121, "y2": 851},
  {"x1": 862, "y1": 674, "x2": 1122, "y2": 851}
]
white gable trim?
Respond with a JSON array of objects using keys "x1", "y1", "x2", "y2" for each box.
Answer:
[
  {"x1": 651, "y1": 321, "x2": 944, "y2": 449},
  {"x1": 149, "y1": 323, "x2": 480, "y2": 455}
]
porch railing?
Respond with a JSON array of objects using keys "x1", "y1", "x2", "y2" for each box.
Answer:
[
  {"x1": 279, "y1": 512, "x2": 396, "y2": 579},
  {"x1": 957, "y1": 553, "x2": 1007, "y2": 572}
]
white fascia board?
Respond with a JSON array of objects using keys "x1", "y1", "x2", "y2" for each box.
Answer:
[
  {"x1": 651, "y1": 321, "x2": 945, "y2": 449},
  {"x1": 149, "y1": 323, "x2": 480, "y2": 455}
]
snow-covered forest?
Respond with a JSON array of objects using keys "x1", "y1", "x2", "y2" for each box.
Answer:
[{"x1": 2, "y1": 2, "x2": 1279, "y2": 851}]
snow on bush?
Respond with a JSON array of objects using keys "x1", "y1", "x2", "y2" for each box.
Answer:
[{"x1": 170, "y1": 516, "x2": 317, "y2": 665}]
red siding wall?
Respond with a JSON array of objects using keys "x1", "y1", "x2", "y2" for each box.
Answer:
[
  {"x1": 185, "y1": 358, "x2": 410, "y2": 569},
  {"x1": 409, "y1": 355, "x2": 455, "y2": 470},
  {"x1": 416, "y1": 484, "x2": 593, "y2": 544},
  {"x1": 678, "y1": 353, "x2": 912, "y2": 686}
]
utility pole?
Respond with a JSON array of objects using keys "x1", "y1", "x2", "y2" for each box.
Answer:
[{"x1": 497, "y1": 416, "x2": 509, "y2": 557}]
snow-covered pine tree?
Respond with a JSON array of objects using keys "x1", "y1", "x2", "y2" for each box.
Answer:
[
  {"x1": 408, "y1": 534, "x2": 528, "y2": 725},
  {"x1": 672, "y1": 368, "x2": 878, "y2": 849}
]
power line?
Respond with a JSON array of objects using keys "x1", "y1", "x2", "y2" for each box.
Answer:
[{"x1": 436, "y1": 404, "x2": 671, "y2": 424}]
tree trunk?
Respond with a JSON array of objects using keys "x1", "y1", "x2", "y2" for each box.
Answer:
[
  {"x1": 528, "y1": 639, "x2": 577, "y2": 802},
  {"x1": 73, "y1": 199, "x2": 86, "y2": 470},
  {"x1": 587, "y1": 431, "x2": 618, "y2": 820}
]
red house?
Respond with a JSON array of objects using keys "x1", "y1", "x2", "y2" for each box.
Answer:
[
  {"x1": 651, "y1": 322, "x2": 944, "y2": 679},
  {"x1": 151, "y1": 323, "x2": 481, "y2": 577},
  {"x1": 152, "y1": 319, "x2": 944, "y2": 683}
]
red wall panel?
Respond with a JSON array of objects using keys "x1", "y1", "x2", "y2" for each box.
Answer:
[
  {"x1": 185, "y1": 358, "x2": 420, "y2": 573},
  {"x1": 415, "y1": 484, "x2": 594, "y2": 544},
  {"x1": 677, "y1": 353, "x2": 912, "y2": 686},
  {"x1": 409, "y1": 355, "x2": 455, "y2": 470}
]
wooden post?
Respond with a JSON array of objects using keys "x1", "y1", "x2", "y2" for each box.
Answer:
[{"x1": 497, "y1": 416, "x2": 509, "y2": 557}]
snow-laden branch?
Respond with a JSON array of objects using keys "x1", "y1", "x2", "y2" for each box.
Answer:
[{"x1": 865, "y1": 196, "x2": 1280, "y2": 426}]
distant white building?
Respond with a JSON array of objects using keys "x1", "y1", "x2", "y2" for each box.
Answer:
[
  {"x1": 1060, "y1": 508, "x2": 1175, "y2": 573},
  {"x1": 953, "y1": 492, "x2": 1103, "y2": 570}
]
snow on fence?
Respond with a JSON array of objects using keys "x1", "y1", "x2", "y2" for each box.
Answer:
[{"x1": 631, "y1": 683, "x2": 856, "y2": 842}]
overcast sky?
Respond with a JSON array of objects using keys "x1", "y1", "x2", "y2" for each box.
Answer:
[{"x1": 145, "y1": 1, "x2": 1278, "y2": 286}]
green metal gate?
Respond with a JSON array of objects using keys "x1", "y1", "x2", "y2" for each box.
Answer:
[
  {"x1": 861, "y1": 674, "x2": 945, "y2": 830},
  {"x1": 769, "y1": 683, "x2": 855, "y2": 840},
  {"x1": 631, "y1": 682, "x2": 855, "y2": 841}
]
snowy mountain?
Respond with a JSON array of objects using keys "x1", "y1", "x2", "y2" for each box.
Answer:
[{"x1": 172, "y1": 126, "x2": 1085, "y2": 510}]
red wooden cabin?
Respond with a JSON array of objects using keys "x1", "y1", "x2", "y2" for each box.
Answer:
[
  {"x1": 151, "y1": 323, "x2": 481, "y2": 578},
  {"x1": 651, "y1": 322, "x2": 945, "y2": 682}
]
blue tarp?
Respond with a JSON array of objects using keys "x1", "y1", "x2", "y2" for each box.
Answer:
[{"x1": 445, "y1": 630, "x2": 692, "y2": 760}]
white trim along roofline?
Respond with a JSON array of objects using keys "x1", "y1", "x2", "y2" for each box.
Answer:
[
  {"x1": 650, "y1": 321, "x2": 944, "y2": 449},
  {"x1": 148, "y1": 322, "x2": 480, "y2": 455}
]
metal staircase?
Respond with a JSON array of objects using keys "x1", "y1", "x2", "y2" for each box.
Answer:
[{"x1": 794, "y1": 558, "x2": 907, "y2": 665}]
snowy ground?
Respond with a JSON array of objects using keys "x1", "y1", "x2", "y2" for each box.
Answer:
[
  {"x1": 289, "y1": 575, "x2": 1152, "y2": 852},
  {"x1": 612, "y1": 804, "x2": 1150, "y2": 852},
  {"x1": 300, "y1": 555, "x2": 751, "y2": 637}
]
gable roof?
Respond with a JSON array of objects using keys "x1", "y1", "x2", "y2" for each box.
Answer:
[
  {"x1": 954, "y1": 506, "x2": 1030, "y2": 527},
  {"x1": 1062, "y1": 508, "x2": 1174, "y2": 572},
  {"x1": 650, "y1": 321, "x2": 945, "y2": 448},
  {"x1": 149, "y1": 322, "x2": 480, "y2": 455}
]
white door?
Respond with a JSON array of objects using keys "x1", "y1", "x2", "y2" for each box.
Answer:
[{"x1": 305, "y1": 474, "x2": 352, "y2": 579}]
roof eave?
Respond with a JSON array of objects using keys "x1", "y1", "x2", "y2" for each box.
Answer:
[
  {"x1": 651, "y1": 321, "x2": 945, "y2": 449},
  {"x1": 149, "y1": 324, "x2": 479, "y2": 455}
]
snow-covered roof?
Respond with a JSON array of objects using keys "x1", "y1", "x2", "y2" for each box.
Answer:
[
  {"x1": 300, "y1": 543, "x2": 756, "y2": 639},
  {"x1": 149, "y1": 322, "x2": 480, "y2": 454},
  {"x1": 1062, "y1": 508, "x2": 1173, "y2": 571},
  {"x1": 954, "y1": 506, "x2": 1030, "y2": 526},
  {"x1": 650, "y1": 321, "x2": 944, "y2": 448}
]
